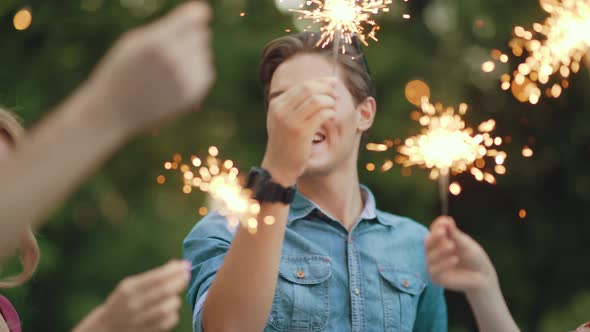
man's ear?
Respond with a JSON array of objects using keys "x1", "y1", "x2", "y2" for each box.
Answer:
[{"x1": 357, "y1": 97, "x2": 376, "y2": 132}]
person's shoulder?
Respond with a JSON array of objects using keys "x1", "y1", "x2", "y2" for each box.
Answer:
[
  {"x1": 184, "y1": 211, "x2": 236, "y2": 242},
  {"x1": 376, "y1": 209, "x2": 428, "y2": 238}
]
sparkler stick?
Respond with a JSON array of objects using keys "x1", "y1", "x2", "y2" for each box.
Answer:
[
  {"x1": 160, "y1": 147, "x2": 269, "y2": 234},
  {"x1": 438, "y1": 168, "x2": 450, "y2": 216},
  {"x1": 332, "y1": 31, "x2": 341, "y2": 76}
]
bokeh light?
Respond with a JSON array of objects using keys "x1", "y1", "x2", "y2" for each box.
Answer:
[
  {"x1": 405, "y1": 80, "x2": 431, "y2": 106},
  {"x1": 13, "y1": 8, "x2": 32, "y2": 31}
]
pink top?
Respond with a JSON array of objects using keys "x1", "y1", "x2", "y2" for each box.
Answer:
[{"x1": 0, "y1": 295, "x2": 21, "y2": 332}]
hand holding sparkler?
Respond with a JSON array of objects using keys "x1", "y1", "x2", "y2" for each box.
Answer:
[
  {"x1": 262, "y1": 77, "x2": 338, "y2": 186},
  {"x1": 425, "y1": 217, "x2": 496, "y2": 292},
  {"x1": 425, "y1": 217, "x2": 520, "y2": 332}
]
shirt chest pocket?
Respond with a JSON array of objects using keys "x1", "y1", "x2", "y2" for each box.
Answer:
[
  {"x1": 379, "y1": 268, "x2": 426, "y2": 332},
  {"x1": 268, "y1": 255, "x2": 332, "y2": 332}
]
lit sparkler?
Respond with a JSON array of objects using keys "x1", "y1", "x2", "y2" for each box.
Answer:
[
  {"x1": 292, "y1": 0, "x2": 393, "y2": 49},
  {"x1": 160, "y1": 147, "x2": 270, "y2": 234},
  {"x1": 369, "y1": 97, "x2": 507, "y2": 215},
  {"x1": 486, "y1": 0, "x2": 590, "y2": 104},
  {"x1": 291, "y1": 0, "x2": 395, "y2": 74}
]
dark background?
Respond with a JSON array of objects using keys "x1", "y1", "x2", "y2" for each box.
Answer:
[{"x1": 1, "y1": 0, "x2": 589, "y2": 331}]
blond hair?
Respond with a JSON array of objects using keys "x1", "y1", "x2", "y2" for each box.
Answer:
[{"x1": 0, "y1": 108, "x2": 40, "y2": 288}]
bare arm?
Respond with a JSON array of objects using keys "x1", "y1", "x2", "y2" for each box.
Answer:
[
  {"x1": 0, "y1": 2, "x2": 213, "y2": 252},
  {"x1": 465, "y1": 280, "x2": 519, "y2": 332},
  {"x1": 425, "y1": 217, "x2": 520, "y2": 332},
  {"x1": 201, "y1": 78, "x2": 337, "y2": 332}
]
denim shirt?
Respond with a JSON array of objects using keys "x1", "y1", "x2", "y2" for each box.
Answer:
[{"x1": 183, "y1": 186, "x2": 447, "y2": 332}]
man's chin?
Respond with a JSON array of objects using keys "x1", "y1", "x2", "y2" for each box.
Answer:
[{"x1": 301, "y1": 160, "x2": 333, "y2": 179}]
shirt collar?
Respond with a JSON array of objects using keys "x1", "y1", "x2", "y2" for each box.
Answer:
[{"x1": 287, "y1": 185, "x2": 396, "y2": 227}]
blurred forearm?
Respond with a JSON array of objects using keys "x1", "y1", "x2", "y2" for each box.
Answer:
[
  {"x1": 0, "y1": 79, "x2": 129, "y2": 249},
  {"x1": 466, "y1": 280, "x2": 520, "y2": 332}
]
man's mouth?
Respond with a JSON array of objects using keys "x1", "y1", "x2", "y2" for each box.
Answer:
[{"x1": 312, "y1": 133, "x2": 326, "y2": 144}]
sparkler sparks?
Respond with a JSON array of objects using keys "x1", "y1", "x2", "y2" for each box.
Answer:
[
  {"x1": 291, "y1": 0, "x2": 394, "y2": 50},
  {"x1": 488, "y1": 0, "x2": 590, "y2": 104},
  {"x1": 161, "y1": 147, "x2": 265, "y2": 234},
  {"x1": 368, "y1": 97, "x2": 506, "y2": 215}
]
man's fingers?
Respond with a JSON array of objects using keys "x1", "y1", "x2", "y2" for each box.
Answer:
[
  {"x1": 277, "y1": 78, "x2": 337, "y2": 113},
  {"x1": 294, "y1": 94, "x2": 337, "y2": 121},
  {"x1": 306, "y1": 109, "x2": 336, "y2": 135}
]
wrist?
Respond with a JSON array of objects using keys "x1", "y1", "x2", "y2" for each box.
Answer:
[
  {"x1": 465, "y1": 272, "x2": 500, "y2": 303},
  {"x1": 72, "y1": 305, "x2": 111, "y2": 332},
  {"x1": 260, "y1": 159, "x2": 297, "y2": 188},
  {"x1": 77, "y1": 76, "x2": 135, "y2": 142}
]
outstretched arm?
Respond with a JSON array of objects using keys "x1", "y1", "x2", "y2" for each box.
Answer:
[{"x1": 0, "y1": 2, "x2": 214, "y2": 253}]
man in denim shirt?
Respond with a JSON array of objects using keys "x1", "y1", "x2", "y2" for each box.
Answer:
[{"x1": 183, "y1": 32, "x2": 447, "y2": 332}]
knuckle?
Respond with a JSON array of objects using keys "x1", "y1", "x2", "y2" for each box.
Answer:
[
  {"x1": 269, "y1": 99, "x2": 282, "y2": 112},
  {"x1": 118, "y1": 278, "x2": 135, "y2": 295},
  {"x1": 154, "y1": 47, "x2": 178, "y2": 73},
  {"x1": 159, "y1": 312, "x2": 179, "y2": 331},
  {"x1": 301, "y1": 83, "x2": 314, "y2": 95},
  {"x1": 309, "y1": 95, "x2": 322, "y2": 108}
]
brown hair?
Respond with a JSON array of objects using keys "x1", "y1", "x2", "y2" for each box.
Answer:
[
  {"x1": 0, "y1": 108, "x2": 40, "y2": 289},
  {"x1": 258, "y1": 32, "x2": 375, "y2": 107}
]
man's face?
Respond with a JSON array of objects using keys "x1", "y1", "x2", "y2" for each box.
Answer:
[{"x1": 269, "y1": 53, "x2": 367, "y2": 177}]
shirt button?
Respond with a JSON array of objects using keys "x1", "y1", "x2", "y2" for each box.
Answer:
[
  {"x1": 296, "y1": 270, "x2": 305, "y2": 278},
  {"x1": 354, "y1": 288, "x2": 360, "y2": 295},
  {"x1": 403, "y1": 279, "x2": 409, "y2": 288}
]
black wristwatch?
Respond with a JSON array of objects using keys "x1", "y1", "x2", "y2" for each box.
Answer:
[{"x1": 245, "y1": 167, "x2": 296, "y2": 204}]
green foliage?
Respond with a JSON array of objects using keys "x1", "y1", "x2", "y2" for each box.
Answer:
[{"x1": 1, "y1": 0, "x2": 590, "y2": 331}]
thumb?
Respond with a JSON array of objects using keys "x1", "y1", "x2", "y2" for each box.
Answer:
[
  {"x1": 430, "y1": 215, "x2": 454, "y2": 232},
  {"x1": 448, "y1": 221, "x2": 474, "y2": 251}
]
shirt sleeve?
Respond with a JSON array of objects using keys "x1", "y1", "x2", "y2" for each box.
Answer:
[
  {"x1": 413, "y1": 281, "x2": 448, "y2": 332},
  {"x1": 182, "y1": 212, "x2": 234, "y2": 332}
]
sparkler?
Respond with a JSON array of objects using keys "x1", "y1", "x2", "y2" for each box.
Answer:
[
  {"x1": 486, "y1": 0, "x2": 590, "y2": 104},
  {"x1": 291, "y1": 0, "x2": 394, "y2": 73},
  {"x1": 160, "y1": 147, "x2": 271, "y2": 234},
  {"x1": 369, "y1": 97, "x2": 507, "y2": 215}
]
